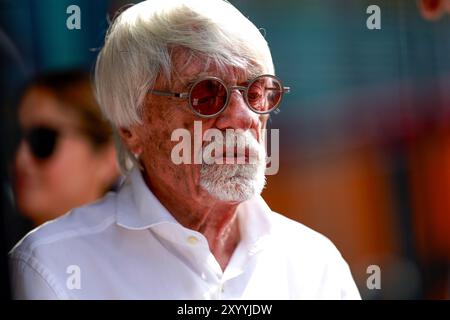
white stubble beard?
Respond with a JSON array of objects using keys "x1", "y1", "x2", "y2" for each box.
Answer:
[{"x1": 199, "y1": 130, "x2": 267, "y2": 202}]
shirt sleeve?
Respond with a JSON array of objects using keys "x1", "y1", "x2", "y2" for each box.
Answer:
[
  {"x1": 9, "y1": 253, "x2": 68, "y2": 300},
  {"x1": 335, "y1": 254, "x2": 362, "y2": 300}
]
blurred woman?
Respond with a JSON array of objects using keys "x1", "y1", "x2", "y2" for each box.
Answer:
[{"x1": 13, "y1": 70, "x2": 119, "y2": 226}]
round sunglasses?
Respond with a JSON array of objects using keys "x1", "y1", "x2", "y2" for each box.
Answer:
[{"x1": 149, "y1": 74, "x2": 290, "y2": 118}]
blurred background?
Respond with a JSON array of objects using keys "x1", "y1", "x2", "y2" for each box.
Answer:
[{"x1": 1, "y1": 0, "x2": 449, "y2": 299}]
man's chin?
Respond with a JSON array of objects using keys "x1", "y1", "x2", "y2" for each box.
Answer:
[{"x1": 199, "y1": 164, "x2": 266, "y2": 202}]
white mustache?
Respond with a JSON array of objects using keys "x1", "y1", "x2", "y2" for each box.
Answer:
[{"x1": 201, "y1": 130, "x2": 265, "y2": 165}]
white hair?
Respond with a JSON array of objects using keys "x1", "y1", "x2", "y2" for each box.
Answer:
[{"x1": 94, "y1": 0, "x2": 275, "y2": 172}]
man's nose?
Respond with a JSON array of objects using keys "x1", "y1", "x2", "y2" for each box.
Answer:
[{"x1": 215, "y1": 89, "x2": 258, "y2": 131}]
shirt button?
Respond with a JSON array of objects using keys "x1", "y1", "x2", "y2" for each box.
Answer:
[{"x1": 187, "y1": 235, "x2": 199, "y2": 245}]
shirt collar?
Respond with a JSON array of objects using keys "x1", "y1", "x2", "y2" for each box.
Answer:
[
  {"x1": 116, "y1": 167, "x2": 274, "y2": 247},
  {"x1": 236, "y1": 193, "x2": 273, "y2": 254},
  {"x1": 116, "y1": 167, "x2": 177, "y2": 230}
]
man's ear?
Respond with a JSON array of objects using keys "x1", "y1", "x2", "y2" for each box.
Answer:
[{"x1": 118, "y1": 127, "x2": 143, "y2": 155}]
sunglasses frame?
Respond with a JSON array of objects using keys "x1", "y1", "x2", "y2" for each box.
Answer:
[
  {"x1": 19, "y1": 125, "x2": 87, "y2": 161},
  {"x1": 149, "y1": 74, "x2": 290, "y2": 118},
  {"x1": 21, "y1": 126, "x2": 60, "y2": 160}
]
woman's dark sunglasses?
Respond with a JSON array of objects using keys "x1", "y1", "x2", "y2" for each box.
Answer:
[
  {"x1": 20, "y1": 127, "x2": 59, "y2": 160},
  {"x1": 149, "y1": 74, "x2": 290, "y2": 118}
]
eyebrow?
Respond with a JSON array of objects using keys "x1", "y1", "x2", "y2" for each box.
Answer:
[
  {"x1": 183, "y1": 73, "x2": 252, "y2": 88},
  {"x1": 184, "y1": 72, "x2": 209, "y2": 86}
]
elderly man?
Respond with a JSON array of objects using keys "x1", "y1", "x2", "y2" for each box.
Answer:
[{"x1": 10, "y1": 0, "x2": 360, "y2": 299}]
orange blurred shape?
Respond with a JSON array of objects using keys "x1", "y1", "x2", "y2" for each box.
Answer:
[
  {"x1": 409, "y1": 129, "x2": 450, "y2": 261},
  {"x1": 418, "y1": 0, "x2": 447, "y2": 21}
]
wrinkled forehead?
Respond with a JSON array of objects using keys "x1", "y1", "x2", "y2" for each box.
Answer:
[{"x1": 160, "y1": 47, "x2": 265, "y2": 90}]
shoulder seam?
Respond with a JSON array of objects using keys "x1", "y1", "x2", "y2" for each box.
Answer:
[
  {"x1": 10, "y1": 252, "x2": 69, "y2": 299},
  {"x1": 27, "y1": 215, "x2": 116, "y2": 252}
]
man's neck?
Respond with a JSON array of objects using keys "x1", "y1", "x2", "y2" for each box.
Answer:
[{"x1": 142, "y1": 170, "x2": 241, "y2": 271}]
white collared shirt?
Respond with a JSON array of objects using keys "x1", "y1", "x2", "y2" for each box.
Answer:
[{"x1": 9, "y1": 167, "x2": 361, "y2": 299}]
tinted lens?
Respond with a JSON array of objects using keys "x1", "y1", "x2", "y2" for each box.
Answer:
[
  {"x1": 247, "y1": 76, "x2": 282, "y2": 113},
  {"x1": 26, "y1": 127, "x2": 58, "y2": 159},
  {"x1": 190, "y1": 79, "x2": 228, "y2": 116}
]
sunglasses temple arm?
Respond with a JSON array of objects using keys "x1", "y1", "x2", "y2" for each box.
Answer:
[
  {"x1": 266, "y1": 87, "x2": 290, "y2": 93},
  {"x1": 150, "y1": 90, "x2": 189, "y2": 99}
]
